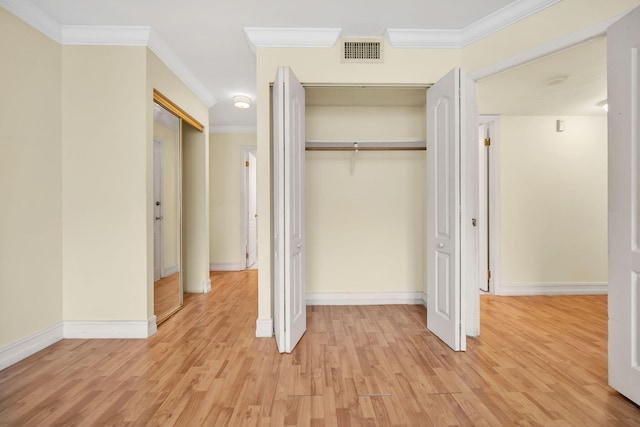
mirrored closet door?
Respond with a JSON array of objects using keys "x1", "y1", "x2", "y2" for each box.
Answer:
[{"x1": 153, "y1": 100, "x2": 183, "y2": 324}]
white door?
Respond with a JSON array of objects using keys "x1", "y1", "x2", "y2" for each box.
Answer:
[
  {"x1": 273, "y1": 66, "x2": 307, "y2": 353},
  {"x1": 153, "y1": 139, "x2": 163, "y2": 281},
  {"x1": 247, "y1": 150, "x2": 258, "y2": 269},
  {"x1": 426, "y1": 68, "x2": 479, "y2": 351},
  {"x1": 607, "y1": 6, "x2": 640, "y2": 406}
]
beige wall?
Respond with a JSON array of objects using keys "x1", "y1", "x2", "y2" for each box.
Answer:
[
  {"x1": 306, "y1": 105, "x2": 426, "y2": 294},
  {"x1": 210, "y1": 133, "x2": 257, "y2": 266},
  {"x1": 62, "y1": 45, "x2": 149, "y2": 321},
  {"x1": 0, "y1": 9, "x2": 63, "y2": 347},
  {"x1": 500, "y1": 115, "x2": 607, "y2": 284}
]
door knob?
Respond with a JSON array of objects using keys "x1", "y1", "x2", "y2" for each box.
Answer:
[
  {"x1": 155, "y1": 201, "x2": 161, "y2": 206},
  {"x1": 155, "y1": 216, "x2": 163, "y2": 220},
  {"x1": 437, "y1": 243, "x2": 444, "y2": 248}
]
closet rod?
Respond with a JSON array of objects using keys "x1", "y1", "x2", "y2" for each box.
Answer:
[
  {"x1": 306, "y1": 139, "x2": 426, "y2": 151},
  {"x1": 306, "y1": 146, "x2": 425, "y2": 151}
]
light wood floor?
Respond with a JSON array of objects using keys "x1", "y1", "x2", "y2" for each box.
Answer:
[{"x1": 1, "y1": 271, "x2": 639, "y2": 425}]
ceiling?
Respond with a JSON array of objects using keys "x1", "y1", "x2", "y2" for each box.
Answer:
[
  {"x1": 477, "y1": 36, "x2": 607, "y2": 116},
  {"x1": 23, "y1": 0, "x2": 607, "y2": 127}
]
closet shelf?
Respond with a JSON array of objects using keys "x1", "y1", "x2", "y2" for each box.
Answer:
[{"x1": 305, "y1": 139, "x2": 426, "y2": 151}]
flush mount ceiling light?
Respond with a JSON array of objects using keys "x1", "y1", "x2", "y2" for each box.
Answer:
[
  {"x1": 233, "y1": 95, "x2": 251, "y2": 109},
  {"x1": 598, "y1": 100, "x2": 608, "y2": 112}
]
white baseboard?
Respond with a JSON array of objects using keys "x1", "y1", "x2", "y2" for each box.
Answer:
[
  {"x1": 203, "y1": 279, "x2": 212, "y2": 293},
  {"x1": 63, "y1": 316, "x2": 158, "y2": 339},
  {"x1": 256, "y1": 318, "x2": 273, "y2": 338},
  {"x1": 0, "y1": 323, "x2": 64, "y2": 371},
  {"x1": 496, "y1": 282, "x2": 608, "y2": 296},
  {"x1": 307, "y1": 291, "x2": 425, "y2": 306},
  {"x1": 210, "y1": 262, "x2": 243, "y2": 271},
  {"x1": 162, "y1": 264, "x2": 179, "y2": 277}
]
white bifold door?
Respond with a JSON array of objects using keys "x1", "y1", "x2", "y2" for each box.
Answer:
[
  {"x1": 272, "y1": 66, "x2": 478, "y2": 353},
  {"x1": 426, "y1": 68, "x2": 479, "y2": 351},
  {"x1": 607, "y1": 6, "x2": 640, "y2": 406},
  {"x1": 272, "y1": 66, "x2": 307, "y2": 353}
]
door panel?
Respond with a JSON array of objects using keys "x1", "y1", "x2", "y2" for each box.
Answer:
[
  {"x1": 284, "y1": 68, "x2": 306, "y2": 352},
  {"x1": 607, "y1": 6, "x2": 640, "y2": 405},
  {"x1": 273, "y1": 66, "x2": 307, "y2": 353},
  {"x1": 272, "y1": 68, "x2": 285, "y2": 353},
  {"x1": 427, "y1": 69, "x2": 462, "y2": 351},
  {"x1": 427, "y1": 68, "x2": 479, "y2": 350}
]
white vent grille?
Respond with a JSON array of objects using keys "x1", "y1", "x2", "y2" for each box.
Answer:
[{"x1": 341, "y1": 38, "x2": 383, "y2": 63}]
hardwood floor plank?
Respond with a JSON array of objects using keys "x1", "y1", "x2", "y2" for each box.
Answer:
[{"x1": 1, "y1": 271, "x2": 639, "y2": 425}]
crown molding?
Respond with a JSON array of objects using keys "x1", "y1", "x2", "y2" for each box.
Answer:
[
  {"x1": 244, "y1": 27, "x2": 342, "y2": 53},
  {"x1": 386, "y1": 0, "x2": 560, "y2": 48},
  {"x1": 147, "y1": 30, "x2": 217, "y2": 107},
  {"x1": 384, "y1": 29, "x2": 462, "y2": 48},
  {"x1": 460, "y1": 0, "x2": 560, "y2": 45},
  {"x1": 0, "y1": 0, "x2": 62, "y2": 42},
  {"x1": 62, "y1": 25, "x2": 151, "y2": 45},
  {"x1": 211, "y1": 125, "x2": 257, "y2": 134},
  {"x1": 0, "y1": 0, "x2": 216, "y2": 108}
]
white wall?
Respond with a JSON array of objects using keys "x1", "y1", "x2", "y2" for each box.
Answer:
[
  {"x1": 306, "y1": 105, "x2": 426, "y2": 295},
  {"x1": 0, "y1": 8, "x2": 63, "y2": 347},
  {"x1": 209, "y1": 133, "x2": 257, "y2": 268},
  {"x1": 499, "y1": 115, "x2": 607, "y2": 288}
]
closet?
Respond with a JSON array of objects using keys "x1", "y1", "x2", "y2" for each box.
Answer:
[{"x1": 304, "y1": 86, "x2": 428, "y2": 299}]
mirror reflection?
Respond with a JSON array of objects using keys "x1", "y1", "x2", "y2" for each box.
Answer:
[{"x1": 153, "y1": 101, "x2": 182, "y2": 324}]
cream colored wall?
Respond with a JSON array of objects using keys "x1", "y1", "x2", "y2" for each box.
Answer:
[
  {"x1": 210, "y1": 133, "x2": 257, "y2": 266},
  {"x1": 256, "y1": 43, "x2": 461, "y2": 319},
  {"x1": 500, "y1": 115, "x2": 607, "y2": 284},
  {"x1": 62, "y1": 45, "x2": 149, "y2": 321},
  {"x1": 306, "y1": 105, "x2": 425, "y2": 294},
  {"x1": 463, "y1": 0, "x2": 640, "y2": 73},
  {"x1": 0, "y1": 9, "x2": 62, "y2": 347},
  {"x1": 153, "y1": 121, "x2": 180, "y2": 270},
  {"x1": 147, "y1": 51, "x2": 210, "y2": 297}
]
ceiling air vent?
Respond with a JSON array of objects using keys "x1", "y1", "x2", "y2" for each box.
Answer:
[{"x1": 341, "y1": 38, "x2": 383, "y2": 63}]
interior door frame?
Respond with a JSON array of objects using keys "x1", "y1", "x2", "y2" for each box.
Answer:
[
  {"x1": 477, "y1": 116, "x2": 501, "y2": 295},
  {"x1": 241, "y1": 145, "x2": 258, "y2": 270}
]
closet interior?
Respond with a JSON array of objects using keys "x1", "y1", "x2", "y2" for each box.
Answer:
[{"x1": 304, "y1": 86, "x2": 429, "y2": 297}]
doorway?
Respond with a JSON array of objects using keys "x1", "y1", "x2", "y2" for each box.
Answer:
[
  {"x1": 242, "y1": 147, "x2": 258, "y2": 269},
  {"x1": 477, "y1": 116, "x2": 500, "y2": 294}
]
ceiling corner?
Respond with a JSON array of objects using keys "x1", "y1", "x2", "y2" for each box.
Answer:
[
  {"x1": 243, "y1": 27, "x2": 342, "y2": 52},
  {"x1": 61, "y1": 25, "x2": 151, "y2": 45},
  {"x1": 385, "y1": 29, "x2": 462, "y2": 48}
]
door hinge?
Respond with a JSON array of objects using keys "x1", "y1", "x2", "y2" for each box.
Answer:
[
  {"x1": 484, "y1": 137, "x2": 491, "y2": 147},
  {"x1": 246, "y1": 252, "x2": 249, "y2": 259},
  {"x1": 488, "y1": 270, "x2": 492, "y2": 280},
  {"x1": 245, "y1": 161, "x2": 250, "y2": 167}
]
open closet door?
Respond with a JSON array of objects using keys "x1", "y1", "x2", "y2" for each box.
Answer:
[
  {"x1": 426, "y1": 68, "x2": 478, "y2": 351},
  {"x1": 607, "y1": 6, "x2": 640, "y2": 406},
  {"x1": 272, "y1": 66, "x2": 307, "y2": 353}
]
